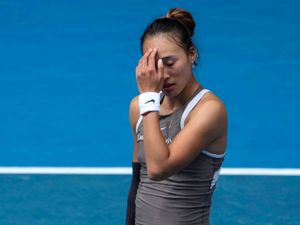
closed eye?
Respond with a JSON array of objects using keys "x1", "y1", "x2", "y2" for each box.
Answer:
[
  {"x1": 162, "y1": 58, "x2": 177, "y2": 67},
  {"x1": 165, "y1": 62, "x2": 174, "y2": 67}
]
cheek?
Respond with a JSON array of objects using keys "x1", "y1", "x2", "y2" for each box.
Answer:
[
  {"x1": 174, "y1": 66, "x2": 192, "y2": 87},
  {"x1": 171, "y1": 64, "x2": 190, "y2": 79}
]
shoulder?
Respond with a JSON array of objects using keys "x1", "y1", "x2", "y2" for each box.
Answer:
[
  {"x1": 192, "y1": 90, "x2": 226, "y2": 113},
  {"x1": 186, "y1": 92, "x2": 227, "y2": 134},
  {"x1": 129, "y1": 96, "x2": 140, "y2": 131},
  {"x1": 198, "y1": 93, "x2": 227, "y2": 116}
]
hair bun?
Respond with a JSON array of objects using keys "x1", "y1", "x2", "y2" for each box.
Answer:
[{"x1": 166, "y1": 8, "x2": 195, "y2": 37}]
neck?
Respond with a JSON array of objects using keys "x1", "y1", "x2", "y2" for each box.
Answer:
[
  {"x1": 177, "y1": 76, "x2": 202, "y2": 104},
  {"x1": 164, "y1": 76, "x2": 202, "y2": 110}
]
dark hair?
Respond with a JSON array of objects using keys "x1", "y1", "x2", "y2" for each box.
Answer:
[{"x1": 140, "y1": 8, "x2": 199, "y2": 65}]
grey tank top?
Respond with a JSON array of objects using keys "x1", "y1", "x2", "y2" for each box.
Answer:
[{"x1": 135, "y1": 88, "x2": 225, "y2": 225}]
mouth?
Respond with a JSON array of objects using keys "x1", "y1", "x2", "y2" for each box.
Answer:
[
  {"x1": 163, "y1": 83, "x2": 175, "y2": 88},
  {"x1": 163, "y1": 83, "x2": 175, "y2": 92}
]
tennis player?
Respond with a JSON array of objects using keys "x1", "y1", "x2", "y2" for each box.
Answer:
[{"x1": 126, "y1": 8, "x2": 228, "y2": 225}]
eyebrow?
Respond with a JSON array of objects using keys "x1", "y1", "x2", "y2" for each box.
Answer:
[
  {"x1": 161, "y1": 56, "x2": 177, "y2": 60},
  {"x1": 161, "y1": 56, "x2": 177, "y2": 64}
]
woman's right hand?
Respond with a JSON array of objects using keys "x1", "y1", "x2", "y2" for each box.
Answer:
[{"x1": 135, "y1": 48, "x2": 164, "y2": 94}]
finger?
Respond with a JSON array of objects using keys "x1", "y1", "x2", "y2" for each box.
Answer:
[
  {"x1": 143, "y1": 48, "x2": 152, "y2": 56},
  {"x1": 142, "y1": 48, "x2": 153, "y2": 63},
  {"x1": 138, "y1": 49, "x2": 151, "y2": 66},
  {"x1": 157, "y1": 58, "x2": 164, "y2": 79},
  {"x1": 136, "y1": 64, "x2": 140, "y2": 77},
  {"x1": 141, "y1": 48, "x2": 152, "y2": 73},
  {"x1": 148, "y1": 48, "x2": 157, "y2": 73}
]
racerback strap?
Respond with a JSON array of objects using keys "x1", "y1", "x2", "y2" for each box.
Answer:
[{"x1": 180, "y1": 89, "x2": 210, "y2": 129}]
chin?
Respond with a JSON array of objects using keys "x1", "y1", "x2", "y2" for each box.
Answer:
[{"x1": 162, "y1": 88, "x2": 179, "y2": 97}]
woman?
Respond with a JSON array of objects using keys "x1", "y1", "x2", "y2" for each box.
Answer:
[{"x1": 126, "y1": 8, "x2": 228, "y2": 225}]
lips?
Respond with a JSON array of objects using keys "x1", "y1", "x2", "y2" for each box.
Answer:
[
  {"x1": 163, "y1": 83, "x2": 175, "y2": 93},
  {"x1": 163, "y1": 83, "x2": 175, "y2": 88}
]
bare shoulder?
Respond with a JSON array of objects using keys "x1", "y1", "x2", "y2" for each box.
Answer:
[
  {"x1": 129, "y1": 96, "x2": 140, "y2": 131},
  {"x1": 186, "y1": 92, "x2": 228, "y2": 135},
  {"x1": 195, "y1": 92, "x2": 226, "y2": 116},
  {"x1": 202, "y1": 92, "x2": 226, "y2": 114}
]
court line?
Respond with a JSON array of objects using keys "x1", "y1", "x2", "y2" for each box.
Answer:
[{"x1": 0, "y1": 167, "x2": 300, "y2": 176}]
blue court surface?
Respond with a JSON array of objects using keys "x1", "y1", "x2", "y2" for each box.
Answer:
[{"x1": 0, "y1": 0, "x2": 300, "y2": 224}]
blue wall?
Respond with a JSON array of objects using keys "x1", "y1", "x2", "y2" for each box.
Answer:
[{"x1": 0, "y1": 0, "x2": 299, "y2": 167}]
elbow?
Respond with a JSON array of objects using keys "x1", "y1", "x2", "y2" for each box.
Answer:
[{"x1": 147, "y1": 166, "x2": 168, "y2": 181}]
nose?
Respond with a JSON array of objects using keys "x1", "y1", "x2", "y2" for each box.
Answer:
[
  {"x1": 163, "y1": 75, "x2": 171, "y2": 85},
  {"x1": 163, "y1": 72, "x2": 170, "y2": 79}
]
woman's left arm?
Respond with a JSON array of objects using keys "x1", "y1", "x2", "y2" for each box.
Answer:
[
  {"x1": 142, "y1": 99, "x2": 226, "y2": 181},
  {"x1": 135, "y1": 48, "x2": 226, "y2": 180}
]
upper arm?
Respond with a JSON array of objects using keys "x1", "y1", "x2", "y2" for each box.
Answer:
[
  {"x1": 165, "y1": 99, "x2": 227, "y2": 174},
  {"x1": 129, "y1": 96, "x2": 140, "y2": 162}
]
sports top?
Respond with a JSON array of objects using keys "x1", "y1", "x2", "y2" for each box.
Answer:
[{"x1": 135, "y1": 88, "x2": 225, "y2": 225}]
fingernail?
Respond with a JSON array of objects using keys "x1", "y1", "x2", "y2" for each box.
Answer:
[{"x1": 158, "y1": 59, "x2": 163, "y2": 65}]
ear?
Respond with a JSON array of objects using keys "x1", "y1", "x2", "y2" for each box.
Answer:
[{"x1": 188, "y1": 46, "x2": 197, "y2": 64}]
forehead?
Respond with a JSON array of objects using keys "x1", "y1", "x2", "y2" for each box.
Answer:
[{"x1": 142, "y1": 34, "x2": 185, "y2": 57}]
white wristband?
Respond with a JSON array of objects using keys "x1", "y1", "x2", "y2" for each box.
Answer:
[{"x1": 139, "y1": 92, "x2": 160, "y2": 116}]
